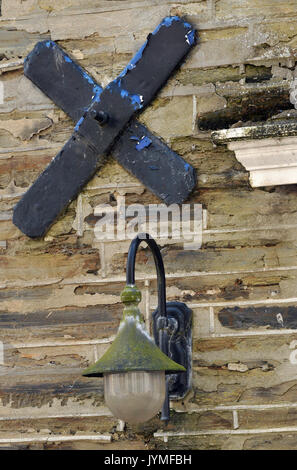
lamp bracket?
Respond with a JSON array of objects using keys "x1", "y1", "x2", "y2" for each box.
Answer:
[{"x1": 152, "y1": 301, "x2": 192, "y2": 399}]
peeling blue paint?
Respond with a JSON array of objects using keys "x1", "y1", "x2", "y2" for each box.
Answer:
[
  {"x1": 119, "y1": 40, "x2": 148, "y2": 79},
  {"x1": 74, "y1": 116, "x2": 84, "y2": 131},
  {"x1": 184, "y1": 163, "x2": 190, "y2": 171},
  {"x1": 43, "y1": 40, "x2": 104, "y2": 101},
  {"x1": 81, "y1": 70, "x2": 96, "y2": 87},
  {"x1": 185, "y1": 30, "x2": 195, "y2": 46},
  {"x1": 92, "y1": 91, "x2": 102, "y2": 103},
  {"x1": 93, "y1": 85, "x2": 103, "y2": 97},
  {"x1": 130, "y1": 94, "x2": 143, "y2": 109},
  {"x1": 103, "y1": 80, "x2": 143, "y2": 110},
  {"x1": 136, "y1": 136, "x2": 152, "y2": 151},
  {"x1": 118, "y1": 88, "x2": 143, "y2": 110},
  {"x1": 81, "y1": 72, "x2": 103, "y2": 100},
  {"x1": 107, "y1": 15, "x2": 194, "y2": 111},
  {"x1": 121, "y1": 89, "x2": 129, "y2": 99},
  {"x1": 149, "y1": 165, "x2": 159, "y2": 170},
  {"x1": 152, "y1": 16, "x2": 181, "y2": 35},
  {"x1": 151, "y1": 17, "x2": 195, "y2": 45}
]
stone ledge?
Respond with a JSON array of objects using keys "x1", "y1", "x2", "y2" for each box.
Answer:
[{"x1": 211, "y1": 121, "x2": 297, "y2": 187}]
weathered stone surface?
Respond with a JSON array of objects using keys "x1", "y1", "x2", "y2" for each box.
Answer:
[
  {"x1": 154, "y1": 434, "x2": 228, "y2": 450},
  {"x1": 109, "y1": 242, "x2": 297, "y2": 278},
  {"x1": 1, "y1": 73, "x2": 54, "y2": 114},
  {"x1": 187, "y1": 29, "x2": 251, "y2": 68},
  {"x1": 1, "y1": 0, "x2": 40, "y2": 17},
  {"x1": 0, "y1": 282, "x2": 123, "y2": 313},
  {"x1": 0, "y1": 304, "x2": 122, "y2": 343},
  {"x1": 5, "y1": 343, "x2": 97, "y2": 370},
  {"x1": 176, "y1": 66, "x2": 242, "y2": 87},
  {"x1": 198, "y1": 188, "x2": 297, "y2": 230},
  {"x1": 239, "y1": 407, "x2": 297, "y2": 430},
  {"x1": 127, "y1": 409, "x2": 232, "y2": 436},
  {"x1": 0, "y1": 374, "x2": 106, "y2": 418},
  {"x1": 152, "y1": 271, "x2": 290, "y2": 305},
  {"x1": 45, "y1": 439, "x2": 147, "y2": 451},
  {"x1": 216, "y1": 0, "x2": 297, "y2": 20},
  {"x1": 196, "y1": 93, "x2": 227, "y2": 115},
  {"x1": 2, "y1": 0, "x2": 297, "y2": 451},
  {"x1": 169, "y1": 1, "x2": 211, "y2": 24},
  {"x1": 192, "y1": 333, "x2": 297, "y2": 408},
  {"x1": 140, "y1": 96, "x2": 194, "y2": 139},
  {"x1": 0, "y1": 251, "x2": 101, "y2": 284},
  {"x1": 0, "y1": 118, "x2": 52, "y2": 140},
  {"x1": 218, "y1": 305, "x2": 297, "y2": 331},
  {"x1": 0, "y1": 150, "x2": 54, "y2": 190},
  {"x1": 198, "y1": 83, "x2": 291, "y2": 130},
  {"x1": 49, "y1": 6, "x2": 170, "y2": 41},
  {"x1": 0, "y1": 415, "x2": 117, "y2": 435},
  {"x1": 0, "y1": 29, "x2": 49, "y2": 59},
  {"x1": 242, "y1": 432, "x2": 297, "y2": 450}
]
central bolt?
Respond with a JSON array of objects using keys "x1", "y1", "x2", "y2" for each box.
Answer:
[{"x1": 91, "y1": 110, "x2": 109, "y2": 126}]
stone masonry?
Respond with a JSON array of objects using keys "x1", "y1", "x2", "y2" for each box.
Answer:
[{"x1": 2, "y1": 0, "x2": 297, "y2": 450}]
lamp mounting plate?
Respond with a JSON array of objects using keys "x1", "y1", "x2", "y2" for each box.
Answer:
[{"x1": 152, "y1": 301, "x2": 192, "y2": 399}]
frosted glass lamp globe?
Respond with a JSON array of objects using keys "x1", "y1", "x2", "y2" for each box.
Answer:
[{"x1": 104, "y1": 370, "x2": 166, "y2": 424}]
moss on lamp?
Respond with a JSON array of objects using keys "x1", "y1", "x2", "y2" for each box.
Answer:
[{"x1": 82, "y1": 284, "x2": 186, "y2": 377}]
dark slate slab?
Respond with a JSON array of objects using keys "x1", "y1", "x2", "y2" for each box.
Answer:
[
  {"x1": 218, "y1": 305, "x2": 297, "y2": 330},
  {"x1": 23, "y1": 40, "x2": 103, "y2": 124},
  {"x1": 113, "y1": 121, "x2": 196, "y2": 205},
  {"x1": 13, "y1": 133, "x2": 100, "y2": 238},
  {"x1": 0, "y1": 306, "x2": 118, "y2": 328},
  {"x1": 13, "y1": 17, "x2": 196, "y2": 238}
]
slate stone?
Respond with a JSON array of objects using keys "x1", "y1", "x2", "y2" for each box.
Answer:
[{"x1": 218, "y1": 305, "x2": 297, "y2": 330}]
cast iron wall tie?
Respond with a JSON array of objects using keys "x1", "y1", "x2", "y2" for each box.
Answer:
[{"x1": 13, "y1": 16, "x2": 197, "y2": 239}]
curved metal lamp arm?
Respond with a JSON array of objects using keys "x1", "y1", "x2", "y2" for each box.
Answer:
[
  {"x1": 126, "y1": 233, "x2": 192, "y2": 423},
  {"x1": 126, "y1": 233, "x2": 167, "y2": 321},
  {"x1": 126, "y1": 233, "x2": 170, "y2": 421}
]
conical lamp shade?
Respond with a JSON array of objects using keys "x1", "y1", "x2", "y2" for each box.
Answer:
[{"x1": 82, "y1": 316, "x2": 185, "y2": 377}]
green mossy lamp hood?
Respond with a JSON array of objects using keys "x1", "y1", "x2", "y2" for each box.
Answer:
[{"x1": 82, "y1": 285, "x2": 186, "y2": 377}]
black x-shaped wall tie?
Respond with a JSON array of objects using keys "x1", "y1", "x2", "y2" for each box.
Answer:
[{"x1": 13, "y1": 17, "x2": 197, "y2": 239}]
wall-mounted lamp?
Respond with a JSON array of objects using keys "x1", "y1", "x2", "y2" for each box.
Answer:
[{"x1": 83, "y1": 233, "x2": 192, "y2": 424}]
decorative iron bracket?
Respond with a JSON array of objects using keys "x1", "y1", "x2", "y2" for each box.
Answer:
[
  {"x1": 126, "y1": 233, "x2": 192, "y2": 421},
  {"x1": 153, "y1": 301, "x2": 192, "y2": 401}
]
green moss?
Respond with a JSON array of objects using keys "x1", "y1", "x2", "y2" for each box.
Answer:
[
  {"x1": 82, "y1": 316, "x2": 186, "y2": 376},
  {"x1": 82, "y1": 284, "x2": 186, "y2": 377},
  {"x1": 245, "y1": 65, "x2": 272, "y2": 83},
  {"x1": 176, "y1": 66, "x2": 241, "y2": 86}
]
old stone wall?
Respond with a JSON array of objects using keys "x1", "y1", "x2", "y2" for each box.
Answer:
[{"x1": 1, "y1": 0, "x2": 297, "y2": 450}]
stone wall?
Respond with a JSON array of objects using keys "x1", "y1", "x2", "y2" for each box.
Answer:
[{"x1": 1, "y1": 0, "x2": 297, "y2": 450}]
